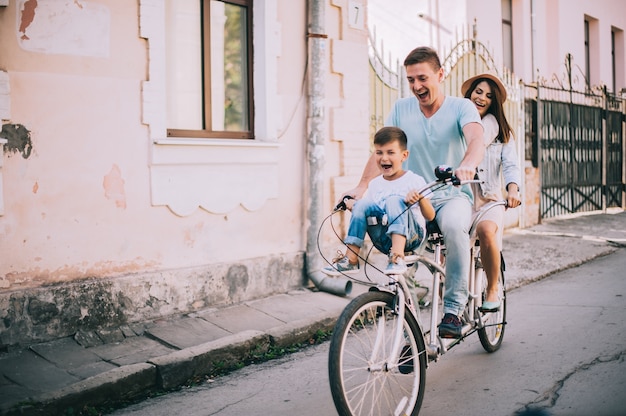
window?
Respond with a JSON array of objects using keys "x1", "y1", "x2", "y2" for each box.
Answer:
[
  {"x1": 165, "y1": 0, "x2": 253, "y2": 139},
  {"x1": 584, "y1": 19, "x2": 590, "y2": 89},
  {"x1": 610, "y1": 28, "x2": 625, "y2": 94},
  {"x1": 612, "y1": 27, "x2": 625, "y2": 94},
  {"x1": 612, "y1": 29, "x2": 616, "y2": 93},
  {"x1": 501, "y1": 0, "x2": 513, "y2": 71}
]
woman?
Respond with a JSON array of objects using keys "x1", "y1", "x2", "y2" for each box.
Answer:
[{"x1": 461, "y1": 72, "x2": 522, "y2": 311}]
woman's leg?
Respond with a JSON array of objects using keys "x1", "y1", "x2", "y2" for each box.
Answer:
[{"x1": 477, "y1": 220, "x2": 500, "y2": 303}]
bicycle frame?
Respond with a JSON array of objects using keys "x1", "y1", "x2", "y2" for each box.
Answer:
[
  {"x1": 374, "y1": 187, "x2": 507, "y2": 361},
  {"x1": 327, "y1": 168, "x2": 510, "y2": 416}
]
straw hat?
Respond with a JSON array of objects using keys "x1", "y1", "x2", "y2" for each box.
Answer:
[{"x1": 461, "y1": 72, "x2": 507, "y2": 102}]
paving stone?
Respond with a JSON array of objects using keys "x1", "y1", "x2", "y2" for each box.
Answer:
[
  {"x1": 196, "y1": 304, "x2": 284, "y2": 333},
  {"x1": 74, "y1": 329, "x2": 103, "y2": 348},
  {"x1": 30, "y1": 337, "x2": 102, "y2": 369},
  {"x1": 68, "y1": 360, "x2": 119, "y2": 379},
  {"x1": 0, "y1": 382, "x2": 37, "y2": 410},
  {"x1": 246, "y1": 294, "x2": 327, "y2": 322},
  {"x1": 145, "y1": 317, "x2": 231, "y2": 350},
  {"x1": 286, "y1": 289, "x2": 352, "y2": 312},
  {"x1": 89, "y1": 336, "x2": 175, "y2": 366},
  {"x1": 96, "y1": 327, "x2": 125, "y2": 343},
  {"x1": 129, "y1": 322, "x2": 148, "y2": 336},
  {"x1": 119, "y1": 324, "x2": 136, "y2": 338},
  {"x1": 0, "y1": 349, "x2": 78, "y2": 393}
]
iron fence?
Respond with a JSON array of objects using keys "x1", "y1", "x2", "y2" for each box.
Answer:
[{"x1": 525, "y1": 83, "x2": 625, "y2": 218}]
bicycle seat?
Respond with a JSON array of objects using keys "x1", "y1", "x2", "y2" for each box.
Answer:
[
  {"x1": 424, "y1": 220, "x2": 445, "y2": 254},
  {"x1": 426, "y1": 220, "x2": 442, "y2": 236}
]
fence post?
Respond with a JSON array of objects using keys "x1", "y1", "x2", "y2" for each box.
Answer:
[
  {"x1": 602, "y1": 85, "x2": 608, "y2": 212},
  {"x1": 623, "y1": 96, "x2": 626, "y2": 209},
  {"x1": 536, "y1": 83, "x2": 543, "y2": 224}
]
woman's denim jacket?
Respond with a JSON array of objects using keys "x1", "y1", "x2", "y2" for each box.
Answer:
[{"x1": 476, "y1": 114, "x2": 521, "y2": 201}]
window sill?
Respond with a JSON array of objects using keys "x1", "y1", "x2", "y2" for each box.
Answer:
[{"x1": 150, "y1": 139, "x2": 280, "y2": 216}]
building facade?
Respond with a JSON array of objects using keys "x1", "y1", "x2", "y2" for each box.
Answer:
[
  {"x1": 0, "y1": 0, "x2": 624, "y2": 347},
  {"x1": 0, "y1": 0, "x2": 370, "y2": 347}
]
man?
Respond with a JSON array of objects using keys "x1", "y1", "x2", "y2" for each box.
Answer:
[{"x1": 345, "y1": 46, "x2": 484, "y2": 338}]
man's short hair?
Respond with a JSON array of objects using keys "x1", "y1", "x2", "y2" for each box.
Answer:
[
  {"x1": 403, "y1": 46, "x2": 442, "y2": 71},
  {"x1": 374, "y1": 126, "x2": 408, "y2": 150}
]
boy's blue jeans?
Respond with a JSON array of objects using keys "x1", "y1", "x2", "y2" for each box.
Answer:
[{"x1": 344, "y1": 196, "x2": 424, "y2": 256}]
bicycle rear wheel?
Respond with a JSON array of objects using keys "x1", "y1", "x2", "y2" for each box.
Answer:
[
  {"x1": 477, "y1": 255, "x2": 506, "y2": 352},
  {"x1": 328, "y1": 291, "x2": 427, "y2": 416}
]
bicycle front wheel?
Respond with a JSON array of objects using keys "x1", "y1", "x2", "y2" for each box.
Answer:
[
  {"x1": 477, "y1": 255, "x2": 506, "y2": 352},
  {"x1": 328, "y1": 291, "x2": 427, "y2": 416}
]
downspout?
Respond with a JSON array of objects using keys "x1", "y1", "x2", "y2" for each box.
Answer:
[
  {"x1": 530, "y1": 0, "x2": 537, "y2": 82},
  {"x1": 305, "y1": 0, "x2": 352, "y2": 296}
]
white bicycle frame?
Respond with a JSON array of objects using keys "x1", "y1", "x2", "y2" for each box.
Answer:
[{"x1": 374, "y1": 178, "x2": 507, "y2": 362}]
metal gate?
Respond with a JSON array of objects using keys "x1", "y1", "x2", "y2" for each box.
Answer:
[
  {"x1": 525, "y1": 54, "x2": 626, "y2": 218},
  {"x1": 368, "y1": 30, "x2": 403, "y2": 145},
  {"x1": 368, "y1": 27, "x2": 525, "y2": 227}
]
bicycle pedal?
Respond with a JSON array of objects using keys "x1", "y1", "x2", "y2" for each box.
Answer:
[{"x1": 460, "y1": 323, "x2": 473, "y2": 336}]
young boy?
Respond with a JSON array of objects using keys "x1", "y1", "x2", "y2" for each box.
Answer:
[{"x1": 323, "y1": 126, "x2": 435, "y2": 276}]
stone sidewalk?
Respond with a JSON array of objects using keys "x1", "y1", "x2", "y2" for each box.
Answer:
[{"x1": 1, "y1": 210, "x2": 625, "y2": 415}]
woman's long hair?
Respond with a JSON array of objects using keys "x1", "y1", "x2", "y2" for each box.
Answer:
[{"x1": 464, "y1": 78, "x2": 513, "y2": 143}]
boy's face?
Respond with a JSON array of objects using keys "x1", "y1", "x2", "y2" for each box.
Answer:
[{"x1": 374, "y1": 140, "x2": 408, "y2": 180}]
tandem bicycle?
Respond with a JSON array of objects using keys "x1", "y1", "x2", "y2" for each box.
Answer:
[{"x1": 323, "y1": 165, "x2": 510, "y2": 416}]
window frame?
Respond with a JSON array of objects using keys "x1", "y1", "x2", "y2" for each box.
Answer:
[
  {"x1": 166, "y1": 0, "x2": 255, "y2": 140},
  {"x1": 501, "y1": 0, "x2": 513, "y2": 71},
  {"x1": 584, "y1": 19, "x2": 590, "y2": 90}
]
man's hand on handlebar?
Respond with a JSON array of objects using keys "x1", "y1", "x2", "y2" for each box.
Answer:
[
  {"x1": 434, "y1": 165, "x2": 477, "y2": 185},
  {"x1": 453, "y1": 165, "x2": 477, "y2": 182}
]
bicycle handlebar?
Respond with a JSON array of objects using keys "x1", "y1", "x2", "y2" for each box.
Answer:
[
  {"x1": 334, "y1": 195, "x2": 354, "y2": 212},
  {"x1": 334, "y1": 165, "x2": 506, "y2": 212},
  {"x1": 417, "y1": 165, "x2": 480, "y2": 195}
]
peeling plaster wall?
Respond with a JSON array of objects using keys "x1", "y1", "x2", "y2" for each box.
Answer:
[
  {"x1": 0, "y1": 1, "x2": 371, "y2": 347},
  {"x1": 0, "y1": 252, "x2": 304, "y2": 347}
]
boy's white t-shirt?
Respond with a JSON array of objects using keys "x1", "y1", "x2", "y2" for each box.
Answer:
[{"x1": 365, "y1": 171, "x2": 432, "y2": 230}]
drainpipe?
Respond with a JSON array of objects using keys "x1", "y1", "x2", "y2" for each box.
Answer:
[
  {"x1": 305, "y1": 0, "x2": 352, "y2": 296},
  {"x1": 530, "y1": 0, "x2": 537, "y2": 82}
]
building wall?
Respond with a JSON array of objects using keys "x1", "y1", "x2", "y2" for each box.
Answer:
[
  {"x1": 463, "y1": 0, "x2": 626, "y2": 227},
  {"x1": 0, "y1": 0, "x2": 371, "y2": 347},
  {"x1": 458, "y1": 0, "x2": 626, "y2": 91}
]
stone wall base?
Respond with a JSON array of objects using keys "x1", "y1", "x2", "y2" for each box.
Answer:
[{"x1": 0, "y1": 252, "x2": 305, "y2": 349}]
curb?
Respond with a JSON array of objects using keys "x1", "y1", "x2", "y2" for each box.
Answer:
[{"x1": 0, "y1": 315, "x2": 340, "y2": 416}]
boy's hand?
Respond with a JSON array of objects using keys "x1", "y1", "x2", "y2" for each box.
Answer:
[
  {"x1": 405, "y1": 190, "x2": 422, "y2": 206},
  {"x1": 334, "y1": 195, "x2": 356, "y2": 212},
  {"x1": 335, "y1": 185, "x2": 365, "y2": 211}
]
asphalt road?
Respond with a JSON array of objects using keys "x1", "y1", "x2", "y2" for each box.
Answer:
[{"x1": 110, "y1": 248, "x2": 626, "y2": 416}]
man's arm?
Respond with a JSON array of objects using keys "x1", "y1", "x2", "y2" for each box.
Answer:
[
  {"x1": 456, "y1": 121, "x2": 485, "y2": 181},
  {"x1": 343, "y1": 153, "x2": 379, "y2": 200}
]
